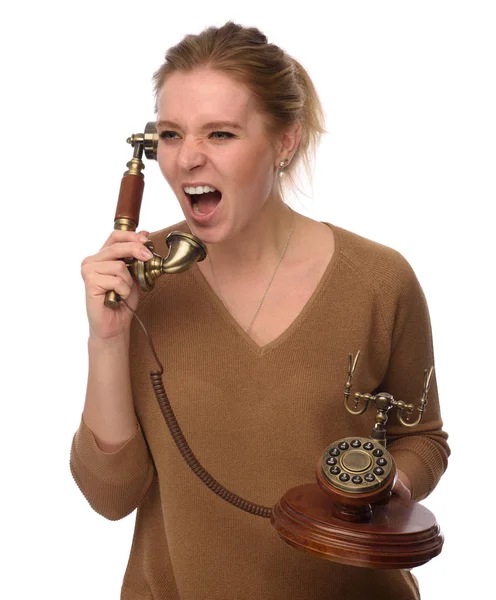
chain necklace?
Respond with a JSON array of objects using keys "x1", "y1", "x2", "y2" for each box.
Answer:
[{"x1": 209, "y1": 207, "x2": 295, "y2": 333}]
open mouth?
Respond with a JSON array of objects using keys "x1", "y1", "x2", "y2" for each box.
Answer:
[{"x1": 185, "y1": 188, "x2": 223, "y2": 216}]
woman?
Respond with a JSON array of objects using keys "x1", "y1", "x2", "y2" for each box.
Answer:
[{"x1": 71, "y1": 22, "x2": 449, "y2": 600}]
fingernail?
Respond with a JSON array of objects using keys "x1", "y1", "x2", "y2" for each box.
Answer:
[
  {"x1": 138, "y1": 234, "x2": 149, "y2": 243},
  {"x1": 142, "y1": 249, "x2": 153, "y2": 260}
]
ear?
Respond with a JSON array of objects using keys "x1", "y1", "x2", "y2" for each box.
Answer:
[{"x1": 275, "y1": 121, "x2": 302, "y2": 166}]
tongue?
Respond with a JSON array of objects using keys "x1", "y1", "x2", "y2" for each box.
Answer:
[{"x1": 194, "y1": 191, "x2": 221, "y2": 214}]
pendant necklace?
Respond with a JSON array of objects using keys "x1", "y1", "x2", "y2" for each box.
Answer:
[{"x1": 209, "y1": 206, "x2": 295, "y2": 333}]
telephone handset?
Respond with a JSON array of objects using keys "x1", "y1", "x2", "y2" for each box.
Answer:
[
  {"x1": 104, "y1": 122, "x2": 207, "y2": 309},
  {"x1": 107, "y1": 124, "x2": 443, "y2": 571}
]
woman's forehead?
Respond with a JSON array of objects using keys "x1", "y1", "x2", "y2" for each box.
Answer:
[{"x1": 157, "y1": 69, "x2": 256, "y2": 124}]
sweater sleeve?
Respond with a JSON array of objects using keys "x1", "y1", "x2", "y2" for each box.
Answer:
[
  {"x1": 70, "y1": 416, "x2": 155, "y2": 520},
  {"x1": 378, "y1": 258, "x2": 450, "y2": 501}
]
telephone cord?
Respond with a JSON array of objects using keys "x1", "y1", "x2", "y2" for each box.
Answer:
[{"x1": 122, "y1": 299, "x2": 273, "y2": 519}]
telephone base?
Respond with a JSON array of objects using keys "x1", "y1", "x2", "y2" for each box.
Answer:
[{"x1": 271, "y1": 484, "x2": 443, "y2": 569}]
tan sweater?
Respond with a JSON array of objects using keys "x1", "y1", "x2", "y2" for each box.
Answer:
[{"x1": 70, "y1": 222, "x2": 449, "y2": 600}]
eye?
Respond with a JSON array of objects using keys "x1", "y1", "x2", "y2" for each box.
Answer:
[
  {"x1": 159, "y1": 130, "x2": 180, "y2": 141},
  {"x1": 209, "y1": 131, "x2": 235, "y2": 140}
]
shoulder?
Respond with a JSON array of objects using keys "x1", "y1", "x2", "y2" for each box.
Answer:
[{"x1": 330, "y1": 224, "x2": 424, "y2": 308}]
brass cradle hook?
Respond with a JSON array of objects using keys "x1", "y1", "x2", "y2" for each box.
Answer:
[
  {"x1": 343, "y1": 351, "x2": 434, "y2": 446},
  {"x1": 104, "y1": 122, "x2": 207, "y2": 309},
  {"x1": 344, "y1": 351, "x2": 366, "y2": 415}
]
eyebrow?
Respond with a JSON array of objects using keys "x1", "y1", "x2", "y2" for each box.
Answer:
[{"x1": 157, "y1": 120, "x2": 243, "y2": 131}]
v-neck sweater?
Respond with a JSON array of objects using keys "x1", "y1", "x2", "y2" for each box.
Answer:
[{"x1": 70, "y1": 221, "x2": 449, "y2": 600}]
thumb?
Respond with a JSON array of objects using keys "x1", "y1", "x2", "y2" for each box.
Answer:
[{"x1": 392, "y1": 470, "x2": 412, "y2": 500}]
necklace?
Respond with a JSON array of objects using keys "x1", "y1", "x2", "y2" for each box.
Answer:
[{"x1": 209, "y1": 207, "x2": 295, "y2": 333}]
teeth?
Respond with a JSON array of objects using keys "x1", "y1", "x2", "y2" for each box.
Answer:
[{"x1": 183, "y1": 185, "x2": 217, "y2": 195}]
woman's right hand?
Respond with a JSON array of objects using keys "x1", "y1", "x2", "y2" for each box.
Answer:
[{"x1": 81, "y1": 230, "x2": 154, "y2": 341}]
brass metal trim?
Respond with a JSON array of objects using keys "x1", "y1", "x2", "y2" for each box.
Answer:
[
  {"x1": 123, "y1": 157, "x2": 145, "y2": 178},
  {"x1": 114, "y1": 217, "x2": 137, "y2": 231},
  {"x1": 343, "y1": 352, "x2": 434, "y2": 439}
]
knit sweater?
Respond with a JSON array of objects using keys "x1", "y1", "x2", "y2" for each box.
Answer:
[{"x1": 70, "y1": 222, "x2": 449, "y2": 600}]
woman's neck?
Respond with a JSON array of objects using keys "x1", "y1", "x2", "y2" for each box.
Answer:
[{"x1": 203, "y1": 198, "x2": 295, "y2": 277}]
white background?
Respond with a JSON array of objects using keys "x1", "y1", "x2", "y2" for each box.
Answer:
[{"x1": 2, "y1": 1, "x2": 494, "y2": 598}]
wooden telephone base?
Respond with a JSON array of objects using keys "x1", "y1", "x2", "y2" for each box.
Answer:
[{"x1": 271, "y1": 451, "x2": 443, "y2": 569}]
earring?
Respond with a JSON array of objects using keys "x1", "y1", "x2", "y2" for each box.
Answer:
[{"x1": 279, "y1": 158, "x2": 289, "y2": 178}]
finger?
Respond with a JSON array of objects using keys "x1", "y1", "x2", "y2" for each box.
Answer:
[
  {"x1": 81, "y1": 260, "x2": 134, "y2": 289},
  {"x1": 83, "y1": 241, "x2": 154, "y2": 266},
  {"x1": 85, "y1": 273, "x2": 134, "y2": 301},
  {"x1": 101, "y1": 229, "x2": 150, "y2": 249},
  {"x1": 392, "y1": 477, "x2": 411, "y2": 500}
]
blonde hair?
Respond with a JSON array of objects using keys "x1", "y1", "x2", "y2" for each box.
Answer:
[{"x1": 153, "y1": 21, "x2": 325, "y2": 194}]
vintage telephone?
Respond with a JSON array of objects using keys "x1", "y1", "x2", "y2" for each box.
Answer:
[
  {"x1": 106, "y1": 122, "x2": 443, "y2": 570},
  {"x1": 271, "y1": 353, "x2": 443, "y2": 569}
]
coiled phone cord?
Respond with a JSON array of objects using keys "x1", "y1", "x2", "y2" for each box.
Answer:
[{"x1": 123, "y1": 299, "x2": 273, "y2": 519}]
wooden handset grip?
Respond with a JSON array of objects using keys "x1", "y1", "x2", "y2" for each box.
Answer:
[{"x1": 114, "y1": 174, "x2": 145, "y2": 228}]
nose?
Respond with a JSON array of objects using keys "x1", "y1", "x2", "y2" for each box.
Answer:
[{"x1": 177, "y1": 136, "x2": 207, "y2": 171}]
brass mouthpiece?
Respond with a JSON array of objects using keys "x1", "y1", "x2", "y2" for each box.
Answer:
[
  {"x1": 104, "y1": 232, "x2": 207, "y2": 309},
  {"x1": 129, "y1": 232, "x2": 207, "y2": 292}
]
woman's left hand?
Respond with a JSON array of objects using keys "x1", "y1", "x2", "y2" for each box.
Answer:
[{"x1": 392, "y1": 470, "x2": 412, "y2": 500}]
